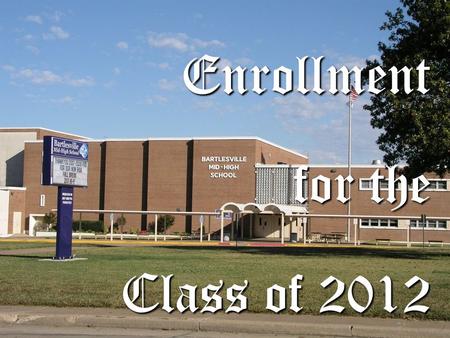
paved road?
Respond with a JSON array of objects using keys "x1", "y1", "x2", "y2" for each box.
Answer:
[
  {"x1": 1, "y1": 306, "x2": 449, "y2": 338},
  {"x1": 0, "y1": 325, "x2": 303, "y2": 338}
]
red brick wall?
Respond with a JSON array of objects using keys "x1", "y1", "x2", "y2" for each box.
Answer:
[{"x1": 7, "y1": 189, "x2": 26, "y2": 233}]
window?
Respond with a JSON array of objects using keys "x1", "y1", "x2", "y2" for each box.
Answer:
[
  {"x1": 379, "y1": 180, "x2": 389, "y2": 189},
  {"x1": 361, "y1": 218, "x2": 398, "y2": 228},
  {"x1": 409, "y1": 180, "x2": 448, "y2": 191},
  {"x1": 437, "y1": 220, "x2": 447, "y2": 229},
  {"x1": 359, "y1": 179, "x2": 400, "y2": 190},
  {"x1": 39, "y1": 194, "x2": 45, "y2": 207},
  {"x1": 410, "y1": 219, "x2": 447, "y2": 229},
  {"x1": 428, "y1": 180, "x2": 448, "y2": 191},
  {"x1": 360, "y1": 179, "x2": 372, "y2": 189}
]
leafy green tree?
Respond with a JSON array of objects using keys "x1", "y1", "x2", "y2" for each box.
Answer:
[
  {"x1": 43, "y1": 212, "x2": 57, "y2": 230},
  {"x1": 115, "y1": 215, "x2": 127, "y2": 233},
  {"x1": 148, "y1": 215, "x2": 175, "y2": 233},
  {"x1": 364, "y1": 0, "x2": 449, "y2": 177}
]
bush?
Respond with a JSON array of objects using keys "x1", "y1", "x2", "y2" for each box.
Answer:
[
  {"x1": 148, "y1": 214, "x2": 175, "y2": 233},
  {"x1": 72, "y1": 220, "x2": 104, "y2": 233},
  {"x1": 43, "y1": 212, "x2": 57, "y2": 231},
  {"x1": 34, "y1": 222, "x2": 49, "y2": 234},
  {"x1": 114, "y1": 215, "x2": 127, "y2": 233}
]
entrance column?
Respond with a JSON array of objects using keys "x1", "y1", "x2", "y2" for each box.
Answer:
[
  {"x1": 220, "y1": 210, "x2": 224, "y2": 243},
  {"x1": 281, "y1": 213, "x2": 285, "y2": 244},
  {"x1": 249, "y1": 214, "x2": 253, "y2": 239},
  {"x1": 240, "y1": 214, "x2": 244, "y2": 239},
  {"x1": 231, "y1": 213, "x2": 235, "y2": 240},
  {"x1": 289, "y1": 216, "x2": 292, "y2": 242},
  {"x1": 208, "y1": 215, "x2": 211, "y2": 241}
]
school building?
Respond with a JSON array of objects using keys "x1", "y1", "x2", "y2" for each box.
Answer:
[{"x1": 1, "y1": 127, "x2": 449, "y2": 244}]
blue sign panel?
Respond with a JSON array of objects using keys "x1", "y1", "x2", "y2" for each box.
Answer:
[
  {"x1": 42, "y1": 136, "x2": 89, "y2": 187},
  {"x1": 55, "y1": 186, "x2": 74, "y2": 259}
]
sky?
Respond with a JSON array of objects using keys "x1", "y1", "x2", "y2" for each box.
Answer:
[{"x1": 0, "y1": 0, "x2": 401, "y2": 164}]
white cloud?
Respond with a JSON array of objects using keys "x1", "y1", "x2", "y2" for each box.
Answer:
[
  {"x1": 143, "y1": 94, "x2": 168, "y2": 105},
  {"x1": 116, "y1": 41, "x2": 128, "y2": 50},
  {"x1": 25, "y1": 45, "x2": 40, "y2": 55},
  {"x1": 194, "y1": 13, "x2": 204, "y2": 20},
  {"x1": 3, "y1": 66, "x2": 94, "y2": 87},
  {"x1": 113, "y1": 67, "x2": 121, "y2": 75},
  {"x1": 51, "y1": 96, "x2": 74, "y2": 104},
  {"x1": 147, "y1": 32, "x2": 225, "y2": 52},
  {"x1": 49, "y1": 11, "x2": 64, "y2": 22},
  {"x1": 158, "y1": 78, "x2": 177, "y2": 91},
  {"x1": 43, "y1": 26, "x2": 69, "y2": 40},
  {"x1": 146, "y1": 62, "x2": 171, "y2": 70},
  {"x1": 66, "y1": 76, "x2": 95, "y2": 87},
  {"x1": 158, "y1": 62, "x2": 170, "y2": 70},
  {"x1": 234, "y1": 57, "x2": 254, "y2": 66},
  {"x1": 17, "y1": 69, "x2": 62, "y2": 84},
  {"x1": 217, "y1": 58, "x2": 232, "y2": 71},
  {"x1": 25, "y1": 15, "x2": 42, "y2": 24},
  {"x1": 2, "y1": 64, "x2": 15, "y2": 72},
  {"x1": 194, "y1": 99, "x2": 216, "y2": 110},
  {"x1": 273, "y1": 95, "x2": 327, "y2": 120}
]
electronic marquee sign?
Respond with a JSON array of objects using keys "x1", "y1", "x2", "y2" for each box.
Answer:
[
  {"x1": 42, "y1": 136, "x2": 89, "y2": 260},
  {"x1": 42, "y1": 136, "x2": 89, "y2": 187}
]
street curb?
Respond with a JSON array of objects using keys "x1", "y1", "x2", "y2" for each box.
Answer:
[{"x1": 0, "y1": 306, "x2": 449, "y2": 338}]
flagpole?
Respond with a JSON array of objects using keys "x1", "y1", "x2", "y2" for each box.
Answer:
[{"x1": 347, "y1": 86, "x2": 352, "y2": 243}]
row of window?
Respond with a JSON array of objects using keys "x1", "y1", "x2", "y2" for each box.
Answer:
[
  {"x1": 360, "y1": 179, "x2": 448, "y2": 191},
  {"x1": 410, "y1": 219, "x2": 447, "y2": 229},
  {"x1": 361, "y1": 218, "x2": 448, "y2": 229},
  {"x1": 361, "y1": 219, "x2": 398, "y2": 227}
]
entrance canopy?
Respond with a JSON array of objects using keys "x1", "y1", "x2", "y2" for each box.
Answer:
[{"x1": 220, "y1": 202, "x2": 307, "y2": 216}]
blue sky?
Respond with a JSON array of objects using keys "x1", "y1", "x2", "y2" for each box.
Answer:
[{"x1": 0, "y1": 0, "x2": 400, "y2": 164}]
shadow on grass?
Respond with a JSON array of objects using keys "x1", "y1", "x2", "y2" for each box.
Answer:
[
  {"x1": 148, "y1": 245, "x2": 450, "y2": 260},
  {"x1": 0, "y1": 254, "x2": 52, "y2": 259}
]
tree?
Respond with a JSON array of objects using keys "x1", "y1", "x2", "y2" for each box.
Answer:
[
  {"x1": 363, "y1": 0, "x2": 449, "y2": 178},
  {"x1": 115, "y1": 215, "x2": 127, "y2": 233},
  {"x1": 148, "y1": 215, "x2": 175, "y2": 233},
  {"x1": 43, "y1": 212, "x2": 57, "y2": 230}
]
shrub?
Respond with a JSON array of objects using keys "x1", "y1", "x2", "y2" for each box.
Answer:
[
  {"x1": 72, "y1": 220, "x2": 104, "y2": 233},
  {"x1": 114, "y1": 215, "x2": 127, "y2": 233},
  {"x1": 43, "y1": 212, "x2": 57, "y2": 231},
  {"x1": 148, "y1": 214, "x2": 175, "y2": 233}
]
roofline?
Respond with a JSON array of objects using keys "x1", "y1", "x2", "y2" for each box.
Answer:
[
  {"x1": 308, "y1": 164, "x2": 389, "y2": 168},
  {"x1": 0, "y1": 127, "x2": 90, "y2": 140},
  {"x1": 255, "y1": 137, "x2": 308, "y2": 159},
  {"x1": 22, "y1": 135, "x2": 308, "y2": 159},
  {"x1": 256, "y1": 163, "x2": 389, "y2": 168},
  {"x1": 0, "y1": 186, "x2": 27, "y2": 191}
]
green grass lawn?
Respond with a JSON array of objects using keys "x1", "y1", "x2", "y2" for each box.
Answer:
[{"x1": 0, "y1": 242, "x2": 449, "y2": 320}]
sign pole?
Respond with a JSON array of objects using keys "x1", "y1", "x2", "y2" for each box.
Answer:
[{"x1": 55, "y1": 186, "x2": 74, "y2": 259}]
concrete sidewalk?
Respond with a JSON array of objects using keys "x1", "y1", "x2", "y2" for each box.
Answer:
[{"x1": 0, "y1": 306, "x2": 449, "y2": 338}]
